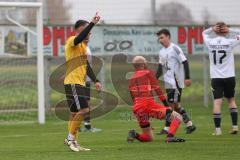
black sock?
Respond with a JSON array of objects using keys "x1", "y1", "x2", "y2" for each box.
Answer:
[
  {"x1": 165, "y1": 109, "x2": 172, "y2": 128},
  {"x1": 213, "y1": 113, "x2": 221, "y2": 128},
  {"x1": 167, "y1": 133, "x2": 173, "y2": 138},
  {"x1": 177, "y1": 107, "x2": 190, "y2": 124},
  {"x1": 165, "y1": 120, "x2": 171, "y2": 128},
  {"x1": 84, "y1": 123, "x2": 91, "y2": 130},
  {"x1": 135, "y1": 132, "x2": 140, "y2": 139},
  {"x1": 230, "y1": 108, "x2": 238, "y2": 126},
  {"x1": 84, "y1": 112, "x2": 91, "y2": 129}
]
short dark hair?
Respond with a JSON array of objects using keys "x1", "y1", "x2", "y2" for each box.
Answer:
[
  {"x1": 215, "y1": 22, "x2": 226, "y2": 28},
  {"x1": 156, "y1": 29, "x2": 171, "y2": 38},
  {"x1": 74, "y1": 20, "x2": 89, "y2": 29}
]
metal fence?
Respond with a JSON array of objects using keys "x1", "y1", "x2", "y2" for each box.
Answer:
[
  {"x1": 1, "y1": 50, "x2": 240, "y2": 121},
  {"x1": 44, "y1": 54, "x2": 240, "y2": 113}
]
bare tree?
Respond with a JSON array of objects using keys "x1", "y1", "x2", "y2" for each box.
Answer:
[
  {"x1": 155, "y1": 2, "x2": 194, "y2": 25},
  {"x1": 202, "y1": 7, "x2": 217, "y2": 26},
  {"x1": 46, "y1": 0, "x2": 71, "y2": 25},
  {"x1": 0, "y1": 0, "x2": 71, "y2": 25},
  {"x1": 0, "y1": 0, "x2": 36, "y2": 24}
]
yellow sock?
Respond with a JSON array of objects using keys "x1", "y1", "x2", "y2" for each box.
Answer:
[
  {"x1": 69, "y1": 113, "x2": 84, "y2": 140},
  {"x1": 68, "y1": 120, "x2": 72, "y2": 132}
]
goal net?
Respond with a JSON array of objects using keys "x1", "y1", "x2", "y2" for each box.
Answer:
[{"x1": 0, "y1": 1, "x2": 45, "y2": 124}]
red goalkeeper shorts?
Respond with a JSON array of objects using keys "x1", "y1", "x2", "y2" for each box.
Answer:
[{"x1": 133, "y1": 98, "x2": 169, "y2": 128}]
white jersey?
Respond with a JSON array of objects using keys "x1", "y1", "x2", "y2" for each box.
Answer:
[
  {"x1": 86, "y1": 46, "x2": 92, "y2": 82},
  {"x1": 158, "y1": 43, "x2": 187, "y2": 89},
  {"x1": 202, "y1": 28, "x2": 240, "y2": 79}
]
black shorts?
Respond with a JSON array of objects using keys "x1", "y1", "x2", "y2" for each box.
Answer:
[
  {"x1": 85, "y1": 81, "x2": 91, "y2": 101},
  {"x1": 64, "y1": 84, "x2": 89, "y2": 112},
  {"x1": 166, "y1": 88, "x2": 182, "y2": 104},
  {"x1": 211, "y1": 77, "x2": 236, "y2": 99}
]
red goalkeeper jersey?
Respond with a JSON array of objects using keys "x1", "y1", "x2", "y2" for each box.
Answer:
[{"x1": 129, "y1": 69, "x2": 166, "y2": 102}]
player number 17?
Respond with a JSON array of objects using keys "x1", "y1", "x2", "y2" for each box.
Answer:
[{"x1": 212, "y1": 50, "x2": 226, "y2": 65}]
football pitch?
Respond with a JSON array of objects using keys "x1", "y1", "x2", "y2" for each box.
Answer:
[{"x1": 1, "y1": 105, "x2": 240, "y2": 160}]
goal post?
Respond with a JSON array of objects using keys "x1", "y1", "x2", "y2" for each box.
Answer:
[{"x1": 0, "y1": 2, "x2": 45, "y2": 124}]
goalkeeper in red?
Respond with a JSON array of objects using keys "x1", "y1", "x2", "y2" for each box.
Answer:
[{"x1": 127, "y1": 56, "x2": 185, "y2": 143}]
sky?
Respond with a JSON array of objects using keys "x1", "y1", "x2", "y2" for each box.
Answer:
[{"x1": 66, "y1": 0, "x2": 240, "y2": 25}]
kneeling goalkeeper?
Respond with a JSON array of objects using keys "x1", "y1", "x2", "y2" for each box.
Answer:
[{"x1": 127, "y1": 56, "x2": 185, "y2": 143}]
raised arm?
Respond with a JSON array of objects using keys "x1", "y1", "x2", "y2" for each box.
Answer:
[
  {"x1": 73, "y1": 12, "x2": 100, "y2": 46},
  {"x1": 73, "y1": 23, "x2": 95, "y2": 46},
  {"x1": 226, "y1": 27, "x2": 240, "y2": 48},
  {"x1": 229, "y1": 28, "x2": 240, "y2": 35},
  {"x1": 202, "y1": 27, "x2": 213, "y2": 46}
]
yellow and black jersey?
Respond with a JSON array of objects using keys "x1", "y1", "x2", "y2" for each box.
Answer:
[
  {"x1": 64, "y1": 36, "x2": 88, "y2": 85},
  {"x1": 64, "y1": 22, "x2": 99, "y2": 86}
]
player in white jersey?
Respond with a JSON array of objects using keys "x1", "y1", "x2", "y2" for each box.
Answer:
[
  {"x1": 79, "y1": 41, "x2": 102, "y2": 133},
  {"x1": 203, "y1": 22, "x2": 240, "y2": 135},
  {"x1": 155, "y1": 29, "x2": 196, "y2": 135}
]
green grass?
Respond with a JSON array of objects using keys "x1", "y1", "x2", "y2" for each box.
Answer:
[
  {"x1": 1, "y1": 56, "x2": 240, "y2": 159},
  {"x1": 1, "y1": 105, "x2": 240, "y2": 160}
]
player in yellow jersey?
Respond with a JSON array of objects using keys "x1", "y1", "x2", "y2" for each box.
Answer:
[{"x1": 64, "y1": 12, "x2": 102, "y2": 152}]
